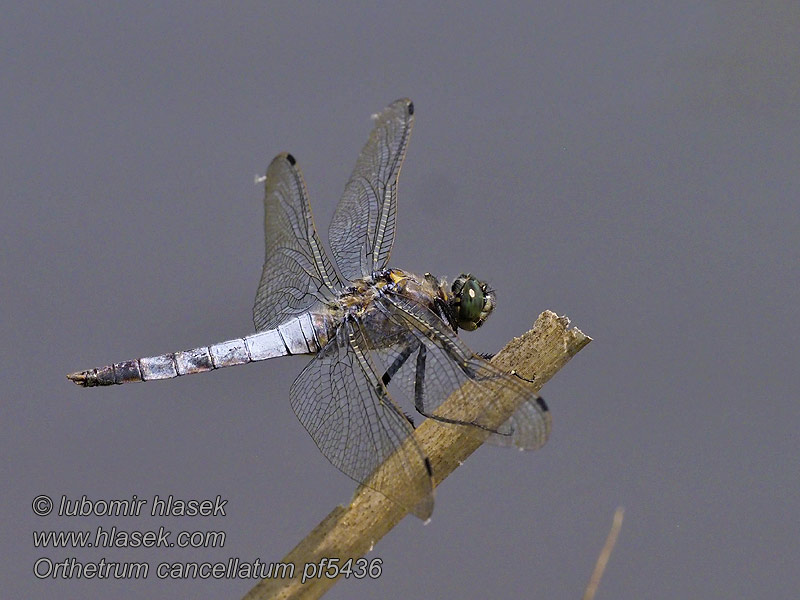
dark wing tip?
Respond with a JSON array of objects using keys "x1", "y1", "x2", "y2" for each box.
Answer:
[
  {"x1": 535, "y1": 396, "x2": 549, "y2": 412},
  {"x1": 390, "y1": 98, "x2": 413, "y2": 115},
  {"x1": 285, "y1": 153, "x2": 296, "y2": 166}
]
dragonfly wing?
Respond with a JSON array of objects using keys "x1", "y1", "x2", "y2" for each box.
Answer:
[
  {"x1": 289, "y1": 318, "x2": 434, "y2": 519},
  {"x1": 376, "y1": 294, "x2": 552, "y2": 451},
  {"x1": 329, "y1": 99, "x2": 414, "y2": 280},
  {"x1": 485, "y1": 397, "x2": 552, "y2": 450},
  {"x1": 254, "y1": 153, "x2": 343, "y2": 331}
]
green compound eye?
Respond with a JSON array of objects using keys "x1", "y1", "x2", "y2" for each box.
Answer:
[
  {"x1": 451, "y1": 274, "x2": 494, "y2": 331},
  {"x1": 458, "y1": 278, "x2": 485, "y2": 327}
]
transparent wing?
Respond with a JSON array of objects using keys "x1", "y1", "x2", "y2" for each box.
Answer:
[
  {"x1": 254, "y1": 153, "x2": 343, "y2": 331},
  {"x1": 289, "y1": 318, "x2": 434, "y2": 519},
  {"x1": 484, "y1": 396, "x2": 552, "y2": 450},
  {"x1": 375, "y1": 294, "x2": 551, "y2": 451},
  {"x1": 329, "y1": 98, "x2": 414, "y2": 281}
]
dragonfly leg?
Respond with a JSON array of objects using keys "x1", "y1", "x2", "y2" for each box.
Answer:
[
  {"x1": 380, "y1": 343, "x2": 415, "y2": 387},
  {"x1": 510, "y1": 370, "x2": 535, "y2": 383},
  {"x1": 434, "y1": 297, "x2": 458, "y2": 332},
  {"x1": 380, "y1": 343, "x2": 417, "y2": 427},
  {"x1": 478, "y1": 352, "x2": 536, "y2": 383},
  {"x1": 413, "y1": 345, "x2": 502, "y2": 434}
]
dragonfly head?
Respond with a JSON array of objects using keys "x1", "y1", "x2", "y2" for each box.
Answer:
[{"x1": 450, "y1": 274, "x2": 496, "y2": 331}]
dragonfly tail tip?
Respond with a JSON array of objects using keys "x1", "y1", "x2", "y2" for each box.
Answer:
[{"x1": 66, "y1": 371, "x2": 91, "y2": 387}]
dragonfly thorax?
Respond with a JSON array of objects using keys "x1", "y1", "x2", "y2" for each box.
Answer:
[{"x1": 367, "y1": 269, "x2": 496, "y2": 333}]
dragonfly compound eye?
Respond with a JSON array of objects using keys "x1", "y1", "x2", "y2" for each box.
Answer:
[{"x1": 452, "y1": 274, "x2": 493, "y2": 330}]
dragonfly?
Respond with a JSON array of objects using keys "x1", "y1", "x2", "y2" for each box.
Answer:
[{"x1": 67, "y1": 99, "x2": 551, "y2": 520}]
